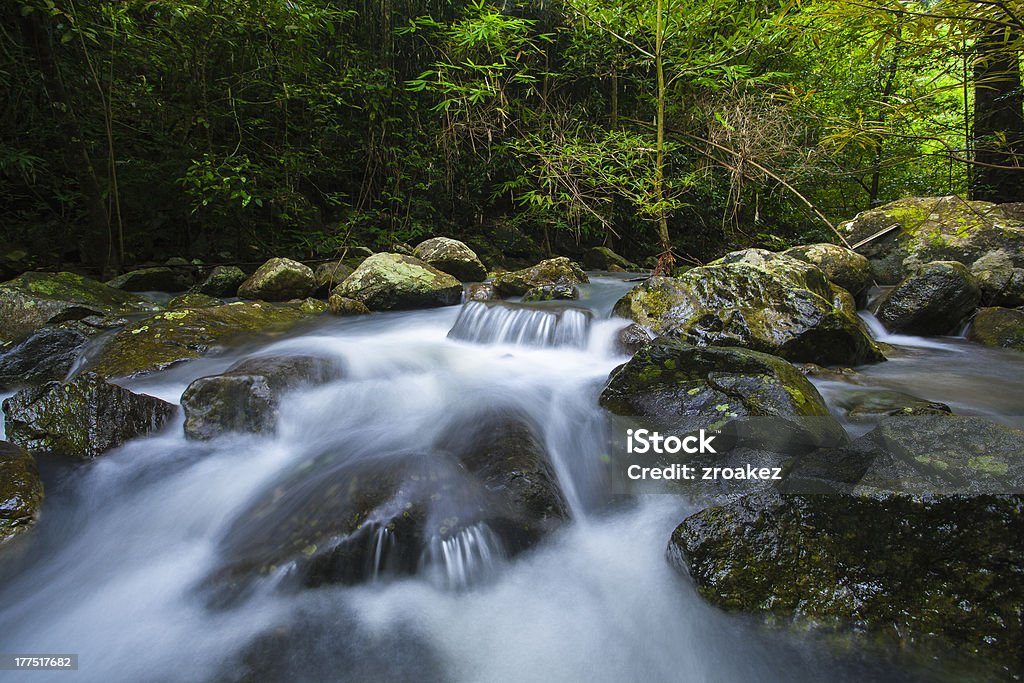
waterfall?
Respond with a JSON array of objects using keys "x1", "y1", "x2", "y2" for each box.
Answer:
[
  {"x1": 447, "y1": 301, "x2": 592, "y2": 348},
  {"x1": 419, "y1": 523, "x2": 506, "y2": 590}
]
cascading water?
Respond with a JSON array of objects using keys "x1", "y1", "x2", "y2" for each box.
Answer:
[{"x1": 0, "y1": 275, "x2": 1016, "y2": 682}]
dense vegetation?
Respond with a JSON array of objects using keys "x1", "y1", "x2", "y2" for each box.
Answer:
[{"x1": 1, "y1": 0, "x2": 1021, "y2": 276}]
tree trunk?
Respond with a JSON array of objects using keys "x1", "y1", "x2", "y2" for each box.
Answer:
[
  {"x1": 972, "y1": 30, "x2": 1024, "y2": 203},
  {"x1": 654, "y1": 0, "x2": 671, "y2": 264}
]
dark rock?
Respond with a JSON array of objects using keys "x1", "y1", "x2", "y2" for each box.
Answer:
[
  {"x1": 194, "y1": 266, "x2": 247, "y2": 298},
  {"x1": 181, "y1": 355, "x2": 342, "y2": 440},
  {"x1": 491, "y1": 257, "x2": 588, "y2": 296},
  {"x1": 521, "y1": 284, "x2": 578, "y2": 302},
  {"x1": 466, "y1": 283, "x2": 500, "y2": 302},
  {"x1": 582, "y1": 246, "x2": 639, "y2": 271},
  {"x1": 312, "y1": 260, "x2": 354, "y2": 297},
  {"x1": 836, "y1": 389, "x2": 953, "y2": 421},
  {"x1": 876, "y1": 261, "x2": 981, "y2": 335},
  {"x1": 106, "y1": 266, "x2": 192, "y2": 292},
  {"x1": 238, "y1": 258, "x2": 316, "y2": 301},
  {"x1": 613, "y1": 250, "x2": 883, "y2": 366},
  {"x1": 0, "y1": 326, "x2": 88, "y2": 389},
  {"x1": 332, "y1": 253, "x2": 461, "y2": 311},
  {"x1": 327, "y1": 295, "x2": 371, "y2": 316},
  {"x1": 783, "y1": 243, "x2": 873, "y2": 303},
  {"x1": 968, "y1": 306, "x2": 1024, "y2": 351},
  {"x1": 2, "y1": 373, "x2": 177, "y2": 458},
  {"x1": 167, "y1": 292, "x2": 224, "y2": 309},
  {"x1": 413, "y1": 237, "x2": 487, "y2": 282},
  {"x1": 0, "y1": 441, "x2": 44, "y2": 544},
  {"x1": 614, "y1": 323, "x2": 652, "y2": 355}
]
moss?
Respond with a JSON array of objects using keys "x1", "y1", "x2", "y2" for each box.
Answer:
[{"x1": 967, "y1": 456, "x2": 1009, "y2": 475}]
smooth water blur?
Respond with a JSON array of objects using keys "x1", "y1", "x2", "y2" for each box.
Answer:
[{"x1": 0, "y1": 274, "x2": 1013, "y2": 682}]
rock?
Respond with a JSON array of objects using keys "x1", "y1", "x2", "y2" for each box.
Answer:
[
  {"x1": 608, "y1": 264, "x2": 626, "y2": 273},
  {"x1": 970, "y1": 250, "x2": 1024, "y2": 306},
  {"x1": 237, "y1": 258, "x2": 316, "y2": 301},
  {"x1": 614, "y1": 323, "x2": 652, "y2": 355},
  {"x1": 86, "y1": 302, "x2": 310, "y2": 378},
  {"x1": 491, "y1": 257, "x2": 589, "y2": 296},
  {"x1": 412, "y1": 237, "x2": 487, "y2": 282},
  {"x1": 837, "y1": 389, "x2": 953, "y2": 421},
  {"x1": 0, "y1": 271, "x2": 159, "y2": 345},
  {"x1": 0, "y1": 326, "x2": 89, "y2": 390},
  {"x1": 293, "y1": 298, "x2": 328, "y2": 315},
  {"x1": 392, "y1": 242, "x2": 415, "y2": 256},
  {"x1": 327, "y1": 295, "x2": 371, "y2": 316},
  {"x1": 968, "y1": 307, "x2": 1024, "y2": 351},
  {"x1": 0, "y1": 441, "x2": 44, "y2": 545},
  {"x1": 181, "y1": 356, "x2": 341, "y2": 440},
  {"x1": 167, "y1": 293, "x2": 224, "y2": 309},
  {"x1": 783, "y1": 243, "x2": 873, "y2": 303},
  {"x1": 194, "y1": 265, "x2": 247, "y2": 298},
  {"x1": 839, "y1": 196, "x2": 1024, "y2": 283},
  {"x1": 3, "y1": 373, "x2": 177, "y2": 458},
  {"x1": 466, "y1": 283, "x2": 499, "y2": 302},
  {"x1": 668, "y1": 489, "x2": 1024, "y2": 677},
  {"x1": 875, "y1": 261, "x2": 981, "y2": 335},
  {"x1": 795, "y1": 363, "x2": 858, "y2": 382},
  {"x1": 613, "y1": 250, "x2": 883, "y2": 366},
  {"x1": 521, "y1": 284, "x2": 578, "y2": 302},
  {"x1": 312, "y1": 260, "x2": 354, "y2": 297},
  {"x1": 332, "y1": 253, "x2": 461, "y2": 311},
  {"x1": 106, "y1": 266, "x2": 192, "y2": 292},
  {"x1": 582, "y1": 246, "x2": 639, "y2": 271}
]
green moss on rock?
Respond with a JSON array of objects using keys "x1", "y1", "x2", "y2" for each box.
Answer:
[
  {"x1": 333, "y1": 253, "x2": 462, "y2": 310},
  {"x1": 0, "y1": 441, "x2": 43, "y2": 544}
]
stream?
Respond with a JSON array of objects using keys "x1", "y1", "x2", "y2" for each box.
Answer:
[{"x1": 0, "y1": 274, "x2": 1019, "y2": 682}]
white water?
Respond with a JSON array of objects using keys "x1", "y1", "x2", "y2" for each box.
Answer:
[{"x1": 0, "y1": 275, "x2": 1000, "y2": 682}]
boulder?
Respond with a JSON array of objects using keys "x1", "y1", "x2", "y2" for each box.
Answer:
[
  {"x1": 0, "y1": 326, "x2": 89, "y2": 390},
  {"x1": 312, "y1": 260, "x2": 354, "y2": 297},
  {"x1": 491, "y1": 257, "x2": 589, "y2": 296},
  {"x1": 0, "y1": 271, "x2": 159, "y2": 345},
  {"x1": 412, "y1": 237, "x2": 487, "y2": 282},
  {"x1": 521, "y1": 284, "x2": 578, "y2": 302},
  {"x1": 332, "y1": 253, "x2": 461, "y2": 311},
  {"x1": 875, "y1": 261, "x2": 980, "y2": 335},
  {"x1": 838, "y1": 196, "x2": 1024, "y2": 283},
  {"x1": 968, "y1": 307, "x2": 1024, "y2": 351},
  {"x1": 614, "y1": 323, "x2": 652, "y2": 355},
  {"x1": 783, "y1": 243, "x2": 873, "y2": 303},
  {"x1": 582, "y1": 246, "x2": 639, "y2": 271},
  {"x1": 194, "y1": 265, "x2": 247, "y2": 298},
  {"x1": 167, "y1": 292, "x2": 224, "y2": 309},
  {"x1": 0, "y1": 441, "x2": 44, "y2": 545},
  {"x1": 292, "y1": 298, "x2": 328, "y2": 315},
  {"x1": 106, "y1": 266, "x2": 192, "y2": 292},
  {"x1": 669, "y1": 489, "x2": 1024, "y2": 677},
  {"x1": 327, "y1": 295, "x2": 371, "y2": 316},
  {"x1": 238, "y1": 258, "x2": 315, "y2": 301},
  {"x1": 612, "y1": 250, "x2": 882, "y2": 366},
  {"x1": 970, "y1": 249, "x2": 1024, "y2": 307},
  {"x1": 181, "y1": 356, "x2": 341, "y2": 440},
  {"x1": 3, "y1": 373, "x2": 177, "y2": 458},
  {"x1": 836, "y1": 389, "x2": 952, "y2": 421},
  {"x1": 85, "y1": 302, "x2": 310, "y2": 378},
  {"x1": 466, "y1": 283, "x2": 500, "y2": 302}
]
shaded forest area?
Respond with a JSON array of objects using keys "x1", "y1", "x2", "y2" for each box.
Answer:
[{"x1": 1, "y1": 0, "x2": 1022, "y2": 277}]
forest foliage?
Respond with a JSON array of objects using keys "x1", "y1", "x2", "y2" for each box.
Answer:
[{"x1": 1, "y1": 0, "x2": 1021, "y2": 274}]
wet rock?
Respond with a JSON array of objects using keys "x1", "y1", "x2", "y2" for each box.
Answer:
[
  {"x1": 875, "y1": 261, "x2": 980, "y2": 335},
  {"x1": 971, "y1": 249, "x2": 1024, "y2": 307},
  {"x1": 181, "y1": 355, "x2": 341, "y2": 440},
  {"x1": 838, "y1": 195, "x2": 1024, "y2": 283},
  {"x1": 3, "y1": 373, "x2": 177, "y2": 458},
  {"x1": 836, "y1": 389, "x2": 953, "y2": 421},
  {"x1": 614, "y1": 323, "x2": 652, "y2": 355},
  {"x1": 0, "y1": 271, "x2": 159, "y2": 345},
  {"x1": 668, "y1": 488, "x2": 1024, "y2": 678},
  {"x1": 194, "y1": 266, "x2": 247, "y2": 298},
  {"x1": 968, "y1": 306, "x2": 1024, "y2": 351},
  {"x1": 327, "y1": 295, "x2": 371, "y2": 316},
  {"x1": 521, "y1": 284, "x2": 578, "y2": 302},
  {"x1": 466, "y1": 283, "x2": 500, "y2": 302},
  {"x1": 333, "y1": 253, "x2": 462, "y2": 311},
  {"x1": 238, "y1": 258, "x2": 316, "y2": 301},
  {"x1": 783, "y1": 243, "x2": 873, "y2": 303},
  {"x1": 292, "y1": 298, "x2": 328, "y2": 315},
  {"x1": 413, "y1": 237, "x2": 487, "y2": 282},
  {"x1": 167, "y1": 292, "x2": 224, "y2": 309},
  {"x1": 0, "y1": 326, "x2": 89, "y2": 390},
  {"x1": 582, "y1": 246, "x2": 639, "y2": 271},
  {"x1": 0, "y1": 441, "x2": 44, "y2": 545},
  {"x1": 795, "y1": 363, "x2": 858, "y2": 382},
  {"x1": 492, "y1": 257, "x2": 588, "y2": 296},
  {"x1": 86, "y1": 302, "x2": 310, "y2": 378},
  {"x1": 312, "y1": 260, "x2": 353, "y2": 297},
  {"x1": 106, "y1": 266, "x2": 192, "y2": 292},
  {"x1": 613, "y1": 250, "x2": 882, "y2": 366}
]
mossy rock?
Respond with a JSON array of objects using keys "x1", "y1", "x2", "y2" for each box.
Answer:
[
  {"x1": 0, "y1": 271, "x2": 160, "y2": 344},
  {"x1": 312, "y1": 260, "x2": 354, "y2": 297},
  {"x1": 669, "y1": 488, "x2": 1024, "y2": 678},
  {"x1": 167, "y1": 292, "x2": 224, "y2": 309},
  {"x1": 2, "y1": 373, "x2": 177, "y2": 458},
  {"x1": 106, "y1": 266, "x2": 193, "y2": 292},
  {"x1": 85, "y1": 301, "x2": 311, "y2": 378},
  {"x1": 238, "y1": 258, "x2": 316, "y2": 302},
  {"x1": 327, "y1": 295, "x2": 371, "y2": 316},
  {"x1": 0, "y1": 441, "x2": 44, "y2": 545},
  {"x1": 970, "y1": 250, "x2": 1024, "y2": 307},
  {"x1": 0, "y1": 326, "x2": 89, "y2": 390},
  {"x1": 466, "y1": 283, "x2": 500, "y2": 302},
  {"x1": 193, "y1": 265, "x2": 247, "y2": 298},
  {"x1": 968, "y1": 307, "x2": 1024, "y2": 351},
  {"x1": 613, "y1": 249, "x2": 883, "y2": 366},
  {"x1": 521, "y1": 284, "x2": 578, "y2": 302},
  {"x1": 835, "y1": 389, "x2": 952, "y2": 421},
  {"x1": 783, "y1": 243, "x2": 873, "y2": 303},
  {"x1": 332, "y1": 253, "x2": 461, "y2": 310},
  {"x1": 412, "y1": 237, "x2": 487, "y2": 282},
  {"x1": 491, "y1": 257, "x2": 588, "y2": 296},
  {"x1": 582, "y1": 246, "x2": 639, "y2": 271},
  {"x1": 875, "y1": 261, "x2": 980, "y2": 335}
]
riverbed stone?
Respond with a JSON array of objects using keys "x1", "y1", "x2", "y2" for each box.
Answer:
[
  {"x1": 614, "y1": 323, "x2": 652, "y2": 355},
  {"x1": 167, "y1": 292, "x2": 224, "y2": 309},
  {"x1": 2, "y1": 373, "x2": 177, "y2": 458},
  {"x1": 106, "y1": 266, "x2": 192, "y2": 292},
  {"x1": 968, "y1": 306, "x2": 1024, "y2": 351},
  {"x1": 237, "y1": 258, "x2": 316, "y2": 301},
  {"x1": 312, "y1": 260, "x2": 354, "y2": 297},
  {"x1": 970, "y1": 249, "x2": 1024, "y2": 307},
  {"x1": 582, "y1": 246, "x2": 639, "y2": 271},
  {"x1": 332, "y1": 253, "x2": 462, "y2": 311},
  {"x1": 413, "y1": 237, "x2": 487, "y2": 282},
  {"x1": 875, "y1": 261, "x2": 981, "y2": 335},
  {"x1": 0, "y1": 326, "x2": 89, "y2": 390},
  {"x1": 492, "y1": 257, "x2": 588, "y2": 296},
  {"x1": 783, "y1": 243, "x2": 873, "y2": 303},
  {"x1": 612, "y1": 249, "x2": 882, "y2": 366},
  {"x1": 0, "y1": 441, "x2": 44, "y2": 545},
  {"x1": 466, "y1": 283, "x2": 500, "y2": 302},
  {"x1": 327, "y1": 295, "x2": 371, "y2": 316},
  {"x1": 521, "y1": 284, "x2": 578, "y2": 302},
  {"x1": 194, "y1": 265, "x2": 247, "y2": 298}
]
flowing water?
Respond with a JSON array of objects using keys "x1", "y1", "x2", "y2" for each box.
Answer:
[{"x1": 0, "y1": 275, "x2": 1019, "y2": 682}]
